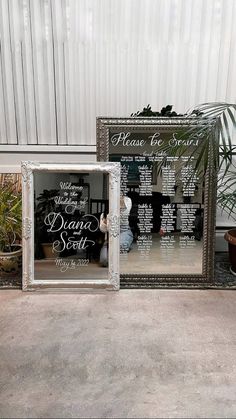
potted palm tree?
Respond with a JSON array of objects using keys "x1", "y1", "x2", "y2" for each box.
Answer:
[
  {"x1": 217, "y1": 156, "x2": 236, "y2": 274},
  {"x1": 0, "y1": 182, "x2": 22, "y2": 277},
  {"x1": 185, "y1": 103, "x2": 236, "y2": 275},
  {"x1": 133, "y1": 103, "x2": 236, "y2": 274}
]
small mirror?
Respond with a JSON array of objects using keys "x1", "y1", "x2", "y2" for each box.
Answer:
[{"x1": 22, "y1": 162, "x2": 120, "y2": 291}]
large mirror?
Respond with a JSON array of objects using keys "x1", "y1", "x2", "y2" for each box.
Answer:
[
  {"x1": 97, "y1": 117, "x2": 218, "y2": 287},
  {"x1": 22, "y1": 162, "x2": 120, "y2": 291}
]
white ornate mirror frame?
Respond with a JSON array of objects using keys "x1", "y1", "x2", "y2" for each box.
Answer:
[{"x1": 21, "y1": 161, "x2": 120, "y2": 291}]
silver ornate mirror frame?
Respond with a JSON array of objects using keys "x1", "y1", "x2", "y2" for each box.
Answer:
[
  {"x1": 21, "y1": 161, "x2": 120, "y2": 291},
  {"x1": 96, "y1": 117, "x2": 218, "y2": 288}
]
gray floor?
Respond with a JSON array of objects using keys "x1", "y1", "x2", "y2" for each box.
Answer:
[{"x1": 0, "y1": 290, "x2": 236, "y2": 418}]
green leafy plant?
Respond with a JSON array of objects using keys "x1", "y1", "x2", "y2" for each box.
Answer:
[
  {"x1": 186, "y1": 103, "x2": 236, "y2": 219},
  {"x1": 131, "y1": 104, "x2": 183, "y2": 117},
  {"x1": 0, "y1": 183, "x2": 22, "y2": 252}
]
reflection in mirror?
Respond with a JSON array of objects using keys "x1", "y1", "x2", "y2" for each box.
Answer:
[
  {"x1": 34, "y1": 172, "x2": 109, "y2": 281},
  {"x1": 109, "y1": 128, "x2": 204, "y2": 275}
]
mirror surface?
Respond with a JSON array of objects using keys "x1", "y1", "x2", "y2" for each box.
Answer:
[
  {"x1": 109, "y1": 128, "x2": 204, "y2": 276},
  {"x1": 34, "y1": 171, "x2": 109, "y2": 281}
]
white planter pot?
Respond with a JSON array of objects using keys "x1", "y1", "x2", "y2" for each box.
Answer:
[{"x1": 0, "y1": 245, "x2": 22, "y2": 276}]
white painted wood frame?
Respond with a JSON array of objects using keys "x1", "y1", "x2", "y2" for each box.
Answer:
[{"x1": 21, "y1": 161, "x2": 120, "y2": 291}]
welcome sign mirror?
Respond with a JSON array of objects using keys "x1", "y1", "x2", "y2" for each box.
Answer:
[
  {"x1": 97, "y1": 117, "x2": 218, "y2": 288},
  {"x1": 22, "y1": 162, "x2": 120, "y2": 291}
]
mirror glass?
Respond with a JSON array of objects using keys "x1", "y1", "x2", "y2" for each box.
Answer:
[
  {"x1": 34, "y1": 171, "x2": 109, "y2": 281},
  {"x1": 109, "y1": 127, "x2": 204, "y2": 276}
]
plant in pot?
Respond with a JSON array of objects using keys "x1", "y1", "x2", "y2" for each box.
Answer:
[
  {"x1": 167, "y1": 103, "x2": 236, "y2": 274},
  {"x1": 217, "y1": 159, "x2": 236, "y2": 275},
  {"x1": 186, "y1": 103, "x2": 236, "y2": 275},
  {"x1": 133, "y1": 103, "x2": 236, "y2": 274},
  {"x1": 35, "y1": 189, "x2": 60, "y2": 259},
  {"x1": 0, "y1": 182, "x2": 22, "y2": 277}
]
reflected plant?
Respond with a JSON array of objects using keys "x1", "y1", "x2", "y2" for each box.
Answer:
[{"x1": 35, "y1": 189, "x2": 59, "y2": 243}]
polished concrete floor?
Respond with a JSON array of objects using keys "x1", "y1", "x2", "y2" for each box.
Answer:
[{"x1": 0, "y1": 290, "x2": 236, "y2": 418}]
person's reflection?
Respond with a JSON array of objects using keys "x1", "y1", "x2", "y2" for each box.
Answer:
[
  {"x1": 194, "y1": 208, "x2": 203, "y2": 240},
  {"x1": 99, "y1": 195, "x2": 133, "y2": 267}
]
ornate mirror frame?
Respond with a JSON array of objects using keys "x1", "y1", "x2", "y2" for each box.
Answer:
[
  {"x1": 21, "y1": 161, "x2": 120, "y2": 291},
  {"x1": 97, "y1": 117, "x2": 218, "y2": 288}
]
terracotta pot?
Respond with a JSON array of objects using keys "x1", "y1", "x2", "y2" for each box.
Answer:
[
  {"x1": 0, "y1": 245, "x2": 22, "y2": 276},
  {"x1": 42, "y1": 243, "x2": 55, "y2": 259},
  {"x1": 224, "y1": 229, "x2": 236, "y2": 275},
  {"x1": 41, "y1": 243, "x2": 61, "y2": 259}
]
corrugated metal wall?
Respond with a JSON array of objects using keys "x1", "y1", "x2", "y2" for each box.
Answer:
[{"x1": 0, "y1": 0, "x2": 236, "y2": 146}]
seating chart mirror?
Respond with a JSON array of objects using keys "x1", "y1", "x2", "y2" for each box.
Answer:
[{"x1": 97, "y1": 117, "x2": 218, "y2": 288}]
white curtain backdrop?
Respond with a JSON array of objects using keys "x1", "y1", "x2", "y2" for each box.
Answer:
[{"x1": 0, "y1": 0, "x2": 236, "y2": 145}]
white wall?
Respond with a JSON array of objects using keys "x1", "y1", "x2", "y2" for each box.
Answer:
[
  {"x1": 0, "y1": 0, "x2": 236, "y2": 146},
  {"x1": 0, "y1": 0, "x2": 236, "y2": 248}
]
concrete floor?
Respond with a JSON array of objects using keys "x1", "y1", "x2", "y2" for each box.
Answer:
[{"x1": 0, "y1": 290, "x2": 236, "y2": 418}]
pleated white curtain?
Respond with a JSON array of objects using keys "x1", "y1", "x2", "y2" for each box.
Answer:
[{"x1": 0, "y1": 0, "x2": 235, "y2": 145}]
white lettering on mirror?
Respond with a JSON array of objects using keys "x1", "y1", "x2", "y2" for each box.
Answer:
[
  {"x1": 44, "y1": 213, "x2": 99, "y2": 234},
  {"x1": 111, "y1": 132, "x2": 146, "y2": 147},
  {"x1": 110, "y1": 132, "x2": 200, "y2": 148}
]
